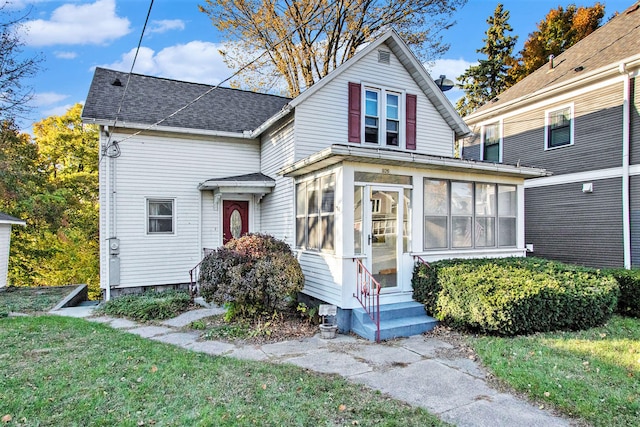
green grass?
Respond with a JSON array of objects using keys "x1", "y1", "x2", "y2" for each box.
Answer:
[
  {"x1": 0, "y1": 286, "x2": 75, "y2": 315},
  {"x1": 98, "y1": 290, "x2": 192, "y2": 321},
  {"x1": 0, "y1": 316, "x2": 447, "y2": 426},
  {"x1": 470, "y1": 315, "x2": 640, "y2": 426}
]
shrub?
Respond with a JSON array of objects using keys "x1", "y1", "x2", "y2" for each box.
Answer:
[
  {"x1": 101, "y1": 290, "x2": 191, "y2": 321},
  {"x1": 199, "y1": 234, "x2": 304, "y2": 320},
  {"x1": 607, "y1": 269, "x2": 640, "y2": 318},
  {"x1": 413, "y1": 257, "x2": 619, "y2": 335}
]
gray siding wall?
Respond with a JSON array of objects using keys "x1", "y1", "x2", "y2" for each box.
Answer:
[
  {"x1": 629, "y1": 175, "x2": 640, "y2": 267},
  {"x1": 503, "y1": 83, "x2": 623, "y2": 174},
  {"x1": 632, "y1": 77, "x2": 640, "y2": 165},
  {"x1": 525, "y1": 177, "x2": 623, "y2": 268},
  {"x1": 461, "y1": 132, "x2": 480, "y2": 161}
]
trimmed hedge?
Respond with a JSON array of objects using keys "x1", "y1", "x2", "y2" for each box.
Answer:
[
  {"x1": 199, "y1": 234, "x2": 304, "y2": 320},
  {"x1": 607, "y1": 269, "x2": 640, "y2": 318},
  {"x1": 412, "y1": 257, "x2": 619, "y2": 336}
]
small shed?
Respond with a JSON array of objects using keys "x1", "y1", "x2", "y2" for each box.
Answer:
[{"x1": 0, "y1": 212, "x2": 26, "y2": 288}]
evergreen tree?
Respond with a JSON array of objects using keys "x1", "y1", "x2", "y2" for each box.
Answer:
[{"x1": 456, "y1": 4, "x2": 517, "y2": 117}]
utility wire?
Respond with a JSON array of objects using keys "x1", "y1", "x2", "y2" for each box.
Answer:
[
  {"x1": 107, "y1": 0, "x2": 340, "y2": 147},
  {"x1": 102, "y1": 0, "x2": 154, "y2": 161}
]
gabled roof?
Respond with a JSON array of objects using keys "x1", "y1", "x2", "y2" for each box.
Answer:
[
  {"x1": 467, "y1": 2, "x2": 640, "y2": 120},
  {"x1": 82, "y1": 68, "x2": 291, "y2": 134},
  {"x1": 288, "y1": 29, "x2": 471, "y2": 139},
  {"x1": 0, "y1": 212, "x2": 26, "y2": 225}
]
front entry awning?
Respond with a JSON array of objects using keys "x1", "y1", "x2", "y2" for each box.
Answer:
[{"x1": 198, "y1": 172, "x2": 275, "y2": 202}]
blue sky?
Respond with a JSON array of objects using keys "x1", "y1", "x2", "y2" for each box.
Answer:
[{"x1": 11, "y1": 0, "x2": 631, "y2": 131}]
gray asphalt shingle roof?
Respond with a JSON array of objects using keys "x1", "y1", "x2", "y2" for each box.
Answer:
[
  {"x1": 0, "y1": 212, "x2": 25, "y2": 224},
  {"x1": 82, "y1": 68, "x2": 291, "y2": 133},
  {"x1": 472, "y1": 2, "x2": 640, "y2": 116}
]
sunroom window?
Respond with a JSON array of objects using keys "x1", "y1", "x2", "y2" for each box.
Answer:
[
  {"x1": 296, "y1": 174, "x2": 335, "y2": 251},
  {"x1": 423, "y1": 179, "x2": 517, "y2": 250}
]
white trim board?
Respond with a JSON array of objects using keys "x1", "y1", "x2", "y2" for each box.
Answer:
[{"x1": 522, "y1": 166, "x2": 640, "y2": 188}]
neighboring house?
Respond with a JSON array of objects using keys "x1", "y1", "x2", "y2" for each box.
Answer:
[
  {"x1": 82, "y1": 29, "x2": 545, "y2": 339},
  {"x1": 462, "y1": 3, "x2": 640, "y2": 269},
  {"x1": 0, "y1": 212, "x2": 26, "y2": 288}
]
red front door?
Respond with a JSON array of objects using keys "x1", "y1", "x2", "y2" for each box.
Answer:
[{"x1": 222, "y1": 200, "x2": 249, "y2": 244}]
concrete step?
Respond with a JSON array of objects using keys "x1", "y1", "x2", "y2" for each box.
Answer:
[
  {"x1": 351, "y1": 301, "x2": 428, "y2": 323},
  {"x1": 350, "y1": 302, "x2": 438, "y2": 342}
]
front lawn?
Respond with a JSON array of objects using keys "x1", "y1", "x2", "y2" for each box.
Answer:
[
  {"x1": 0, "y1": 285, "x2": 75, "y2": 316},
  {"x1": 470, "y1": 315, "x2": 640, "y2": 426},
  {"x1": 0, "y1": 316, "x2": 446, "y2": 426}
]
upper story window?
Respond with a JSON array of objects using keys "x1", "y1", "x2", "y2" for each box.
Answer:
[
  {"x1": 545, "y1": 105, "x2": 573, "y2": 149},
  {"x1": 147, "y1": 199, "x2": 174, "y2": 234},
  {"x1": 348, "y1": 82, "x2": 417, "y2": 150},
  {"x1": 364, "y1": 87, "x2": 402, "y2": 147},
  {"x1": 482, "y1": 122, "x2": 501, "y2": 162}
]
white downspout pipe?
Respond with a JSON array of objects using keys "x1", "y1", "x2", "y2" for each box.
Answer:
[{"x1": 620, "y1": 63, "x2": 631, "y2": 269}]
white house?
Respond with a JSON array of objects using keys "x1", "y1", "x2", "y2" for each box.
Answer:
[
  {"x1": 0, "y1": 212, "x2": 26, "y2": 288},
  {"x1": 82, "y1": 30, "x2": 546, "y2": 340}
]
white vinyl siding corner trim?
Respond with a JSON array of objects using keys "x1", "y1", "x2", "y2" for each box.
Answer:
[{"x1": 544, "y1": 103, "x2": 574, "y2": 150}]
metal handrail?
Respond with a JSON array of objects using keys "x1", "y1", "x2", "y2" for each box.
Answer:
[
  {"x1": 188, "y1": 248, "x2": 214, "y2": 300},
  {"x1": 413, "y1": 255, "x2": 431, "y2": 269},
  {"x1": 352, "y1": 258, "x2": 381, "y2": 342}
]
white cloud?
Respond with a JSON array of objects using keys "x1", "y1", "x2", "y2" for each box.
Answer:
[
  {"x1": 428, "y1": 58, "x2": 476, "y2": 105},
  {"x1": 102, "y1": 41, "x2": 232, "y2": 85},
  {"x1": 148, "y1": 19, "x2": 185, "y2": 34},
  {"x1": 41, "y1": 103, "x2": 76, "y2": 118},
  {"x1": 54, "y1": 51, "x2": 78, "y2": 59},
  {"x1": 21, "y1": 0, "x2": 131, "y2": 46},
  {"x1": 32, "y1": 92, "x2": 69, "y2": 107}
]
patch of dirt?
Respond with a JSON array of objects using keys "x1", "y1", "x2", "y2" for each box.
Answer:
[{"x1": 196, "y1": 314, "x2": 319, "y2": 345}]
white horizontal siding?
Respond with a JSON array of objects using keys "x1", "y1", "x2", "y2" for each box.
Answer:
[
  {"x1": 108, "y1": 131, "x2": 260, "y2": 288},
  {"x1": 260, "y1": 118, "x2": 296, "y2": 244},
  {"x1": 297, "y1": 251, "x2": 343, "y2": 305},
  {"x1": 294, "y1": 41, "x2": 453, "y2": 160},
  {"x1": 0, "y1": 224, "x2": 11, "y2": 287}
]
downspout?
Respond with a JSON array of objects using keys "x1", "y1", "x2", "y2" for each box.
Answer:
[{"x1": 620, "y1": 63, "x2": 631, "y2": 269}]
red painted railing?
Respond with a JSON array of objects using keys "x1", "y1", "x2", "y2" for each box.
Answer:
[
  {"x1": 353, "y1": 258, "x2": 381, "y2": 342},
  {"x1": 413, "y1": 255, "x2": 431, "y2": 269}
]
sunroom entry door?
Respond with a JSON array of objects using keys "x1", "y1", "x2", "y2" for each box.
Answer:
[{"x1": 368, "y1": 187, "x2": 401, "y2": 291}]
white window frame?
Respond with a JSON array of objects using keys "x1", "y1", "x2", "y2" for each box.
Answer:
[
  {"x1": 480, "y1": 120, "x2": 503, "y2": 162},
  {"x1": 362, "y1": 84, "x2": 405, "y2": 148},
  {"x1": 544, "y1": 103, "x2": 574, "y2": 150},
  {"x1": 146, "y1": 198, "x2": 175, "y2": 235},
  {"x1": 295, "y1": 173, "x2": 336, "y2": 252}
]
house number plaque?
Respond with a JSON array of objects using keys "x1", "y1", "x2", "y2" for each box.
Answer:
[{"x1": 381, "y1": 168, "x2": 390, "y2": 174}]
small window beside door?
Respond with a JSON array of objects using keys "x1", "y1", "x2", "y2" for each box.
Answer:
[
  {"x1": 296, "y1": 174, "x2": 335, "y2": 251},
  {"x1": 147, "y1": 198, "x2": 174, "y2": 234}
]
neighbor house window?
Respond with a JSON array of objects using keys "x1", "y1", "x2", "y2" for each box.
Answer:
[
  {"x1": 296, "y1": 174, "x2": 335, "y2": 251},
  {"x1": 545, "y1": 105, "x2": 573, "y2": 149},
  {"x1": 147, "y1": 199, "x2": 174, "y2": 234},
  {"x1": 482, "y1": 122, "x2": 501, "y2": 162},
  {"x1": 423, "y1": 179, "x2": 517, "y2": 250}
]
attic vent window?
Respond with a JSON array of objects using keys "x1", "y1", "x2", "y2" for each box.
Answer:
[
  {"x1": 378, "y1": 50, "x2": 391, "y2": 64},
  {"x1": 111, "y1": 78, "x2": 122, "y2": 86}
]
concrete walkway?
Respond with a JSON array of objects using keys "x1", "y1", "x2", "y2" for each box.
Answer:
[{"x1": 51, "y1": 306, "x2": 571, "y2": 427}]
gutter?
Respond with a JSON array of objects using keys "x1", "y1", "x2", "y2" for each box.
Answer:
[
  {"x1": 81, "y1": 118, "x2": 254, "y2": 139},
  {"x1": 621, "y1": 62, "x2": 633, "y2": 269}
]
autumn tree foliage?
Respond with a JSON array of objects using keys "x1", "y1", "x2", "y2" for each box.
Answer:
[
  {"x1": 456, "y1": 3, "x2": 517, "y2": 117},
  {"x1": 199, "y1": 0, "x2": 467, "y2": 97},
  {"x1": 509, "y1": 2, "x2": 605, "y2": 82},
  {"x1": 2, "y1": 104, "x2": 100, "y2": 297}
]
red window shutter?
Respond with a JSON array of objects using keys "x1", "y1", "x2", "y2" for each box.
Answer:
[
  {"x1": 406, "y1": 94, "x2": 417, "y2": 150},
  {"x1": 348, "y1": 82, "x2": 361, "y2": 143}
]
